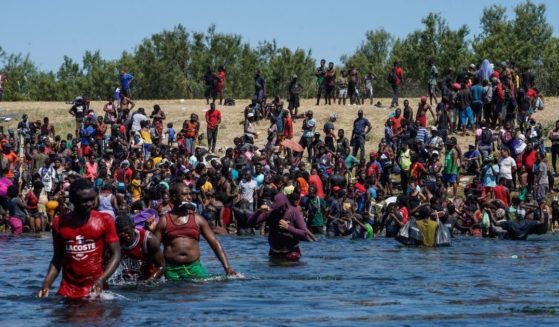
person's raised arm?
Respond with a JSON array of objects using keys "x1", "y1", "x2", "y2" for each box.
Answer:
[{"x1": 197, "y1": 215, "x2": 236, "y2": 275}]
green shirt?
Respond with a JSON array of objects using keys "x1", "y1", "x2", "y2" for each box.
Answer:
[
  {"x1": 345, "y1": 154, "x2": 359, "y2": 171},
  {"x1": 364, "y1": 223, "x2": 374, "y2": 240},
  {"x1": 443, "y1": 150, "x2": 458, "y2": 175},
  {"x1": 307, "y1": 197, "x2": 326, "y2": 227}
]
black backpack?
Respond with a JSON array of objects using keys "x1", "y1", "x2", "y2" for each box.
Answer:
[
  {"x1": 388, "y1": 69, "x2": 397, "y2": 84},
  {"x1": 481, "y1": 128, "x2": 492, "y2": 145}
]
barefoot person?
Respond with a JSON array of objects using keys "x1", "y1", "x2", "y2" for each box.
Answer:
[
  {"x1": 248, "y1": 192, "x2": 317, "y2": 261},
  {"x1": 37, "y1": 178, "x2": 122, "y2": 299},
  {"x1": 115, "y1": 214, "x2": 165, "y2": 281},
  {"x1": 154, "y1": 183, "x2": 236, "y2": 280}
]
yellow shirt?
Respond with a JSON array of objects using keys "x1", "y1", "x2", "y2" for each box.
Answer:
[
  {"x1": 416, "y1": 219, "x2": 438, "y2": 247},
  {"x1": 46, "y1": 200, "x2": 59, "y2": 218},
  {"x1": 131, "y1": 179, "x2": 142, "y2": 200},
  {"x1": 200, "y1": 181, "x2": 213, "y2": 194},
  {"x1": 152, "y1": 156, "x2": 162, "y2": 167},
  {"x1": 140, "y1": 129, "x2": 152, "y2": 144}
]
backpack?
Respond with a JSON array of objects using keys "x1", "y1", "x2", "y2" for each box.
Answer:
[
  {"x1": 388, "y1": 69, "x2": 398, "y2": 84},
  {"x1": 494, "y1": 84, "x2": 505, "y2": 102},
  {"x1": 323, "y1": 122, "x2": 333, "y2": 134},
  {"x1": 481, "y1": 127, "x2": 492, "y2": 145}
]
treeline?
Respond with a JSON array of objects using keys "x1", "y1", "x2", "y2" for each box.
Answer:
[{"x1": 1, "y1": 1, "x2": 558, "y2": 101}]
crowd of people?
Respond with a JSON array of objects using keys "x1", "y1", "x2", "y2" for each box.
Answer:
[{"x1": 0, "y1": 59, "x2": 557, "y2": 300}]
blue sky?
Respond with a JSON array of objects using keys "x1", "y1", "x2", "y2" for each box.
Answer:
[{"x1": 1, "y1": 0, "x2": 557, "y2": 71}]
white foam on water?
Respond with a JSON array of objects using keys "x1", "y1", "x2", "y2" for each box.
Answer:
[{"x1": 88, "y1": 290, "x2": 129, "y2": 301}]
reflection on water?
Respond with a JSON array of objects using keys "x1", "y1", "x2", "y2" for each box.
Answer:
[{"x1": 1, "y1": 234, "x2": 559, "y2": 326}]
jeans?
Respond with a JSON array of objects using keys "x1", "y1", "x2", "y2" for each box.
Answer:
[
  {"x1": 185, "y1": 137, "x2": 195, "y2": 155},
  {"x1": 352, "y1": 134, "x2": 366, "y2": 161},
  {"x1": 207, "y1": 127, "x2": 218, "y2": 152}
]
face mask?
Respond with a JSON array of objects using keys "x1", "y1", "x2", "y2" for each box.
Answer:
[{"x1": 179, "y1": 201, "x2": 196, "y2": 211}]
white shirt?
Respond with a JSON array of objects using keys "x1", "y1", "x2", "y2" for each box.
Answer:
[
  {"x1": 131, "y1": 113, "x2": 148, "y2": 132},
  {"x1": 499, "y1": 156, "x2": 516, "y2": 180},
  {"x1": 239, "y1": 179, "x2": 258, "y2": 204}
]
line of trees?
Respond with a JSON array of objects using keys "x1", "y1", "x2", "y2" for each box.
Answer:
[{"x1": 1, "y1": 1, "x2": 558, "y2": 101}]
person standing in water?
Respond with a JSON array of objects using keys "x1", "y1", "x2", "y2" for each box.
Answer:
[
  {"x1": 248, "y1": 192, "x2": 317, "y2": 261},
  {"x1": 37, "y1": 178, "x2": 121, "y2": 299},
  {"x1": 115, "y1": 214, "x2": 165, "y2": 281},
  {"x1": 154, "y1": 183, "x2": 236, "y2": 280}
]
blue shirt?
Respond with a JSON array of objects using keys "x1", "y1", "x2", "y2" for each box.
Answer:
[
  {"x1": 303, "y1": 118, "x2": 316, "y2": 137},
  {"x1": 275, "y1": 111, "x2": 284, "y2": 133},
  {"x1": 470, "y1": 84, "x2": 484, "y2": 104},
  {"x1": 416, "y1": 127, "x2": 427, "y2": 144},
  {"x1": 464, "y1": 149, "x2": 480, "y2": 159},
  {"x1": 482, "y1": 164, "x2": 499, "y2": 187},
  {"x1": 80, "y1": 126, "x2": 95, "y2": 145},
  {"x1": 353, "y1": 118, "x2": 371, "y2": 135},
  {"x1": 384, "y1": 126, "x2": 394, "y2": 144},
  {"x1": 168, "y1": 127, "x2": 176, "y2": 140},
  {"x1": 120, "y1": 73, "x2": 134, "y2": 90}
]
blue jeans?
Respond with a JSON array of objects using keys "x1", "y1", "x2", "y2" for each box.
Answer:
[{"x1": 186, "y1": 138, "x2": 195, "y2": 155}]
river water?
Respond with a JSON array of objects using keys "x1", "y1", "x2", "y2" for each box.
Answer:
[{"x1": 1, "y1": 233, "x2": 559, "y2": 326}]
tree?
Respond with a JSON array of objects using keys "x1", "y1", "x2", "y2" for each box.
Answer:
[{"x1": 390, "y1": 13, "x2": 472, "y2": 96}]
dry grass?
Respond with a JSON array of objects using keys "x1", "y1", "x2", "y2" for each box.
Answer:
[{"x1": 0, "y1": 97, "x2": 557, "y2": 153}]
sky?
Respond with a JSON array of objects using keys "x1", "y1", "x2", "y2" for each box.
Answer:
[{"x1": 1, "y1": 0, "x2": 557, "y2": 72}]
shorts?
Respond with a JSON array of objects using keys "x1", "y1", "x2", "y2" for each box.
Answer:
[
  {"x1": 366, "y1": 86, "x2": 373, "y2": 98},
  {"x1": 269, "y1": 247, "x2": 301, "y2": 261},
  {"x1": 534, "y1": 184, "x2": 549, "y2": 202},
  {"x1": 204, "y1": 85, "x2": 215, "y2": 98},
  {"x1": 428, "y1": 83, "x2": 437, "y2": 95},
  {"x1": 299, "y1": 136, "x2": 313, "y2": 149},
  {"x1": 443, "y1": 173, "x2": 457, "y2": 184},
  {"x1": 338, "y1": 88, "x2": 348, "y2": 99},
  {"x1": 165, "y1": 260, "x2": 209, "y2": 280},
  {"x1": 288, "y1": 95, "x2": 300, "y2": 110},
  {"x1": 416, "y1": 115, "x2": 427, "y2": 128},
  {"x1": 460, "y1": 106, "x2": 474, "y2": 126}
]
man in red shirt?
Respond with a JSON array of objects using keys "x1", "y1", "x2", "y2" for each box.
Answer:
[
  {"x1": 205, "y1": 103, "x2": 222, "y2": 153},
  {"x1": 389, "y1": 61, "x2": 404, "y2": 108},
  {"x1": 492, "y1": 178, "x2": 510, "y2": 208},
  {"x1": 37, "y1": 178, "x2": 121, "y2": 299},
  {"x1": 115, "y1": 214, "x2": 165, "y2": 281},
  {"x1": 522, "y1": 144, "x2": 537, "y2": 190}
]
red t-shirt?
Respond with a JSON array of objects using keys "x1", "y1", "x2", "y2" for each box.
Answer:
[
  {"x1": 411, "y1": 162, "x2": 425, "y2": 182},
  {"x1": 205, "y1": 109, "x2": 221, "y2": 129},
  {"x1": 121, "y1": 228, "x2": 157, "y2": 279},
  {"x1": 493, "y1": 185, "x2": 509, "y2": 208},
  {"x1": 399, "y1": 206, "x2": 409, "y2": 225},
  {"x1": 308, "y1": 174, "x2": 325, "y2": 199},
  {"x1": 25, "y1": 191, "x2": 39, "y2": 210},
  {"x1": 52, "y1": 211, "x2": 119, "y2": 299},
  {"x1": 395, "y1": 67, "x2": 404, "y2": 85},
  {"x1": 390, "y1": 116, "x2": 404, "y2": 134},
  {"x1": 522, "y1": 150, "x2": 537, "y2": 171},
  {"x1": 284, "y1": 117, "x2": 294, "y2": 139}
]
